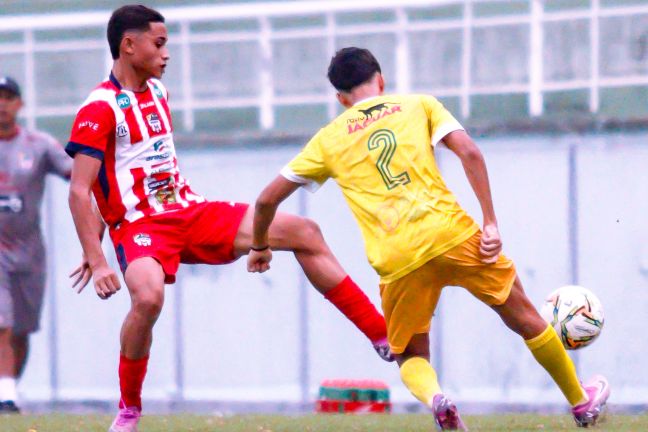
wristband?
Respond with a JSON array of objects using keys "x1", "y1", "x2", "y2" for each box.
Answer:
[{"x1": 251, "y1": 245, "x2": 270, "y2": 252}]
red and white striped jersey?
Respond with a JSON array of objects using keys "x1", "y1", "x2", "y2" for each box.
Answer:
[{"x1": 66, "y1": 73, "x2": 204, "y2": 227}]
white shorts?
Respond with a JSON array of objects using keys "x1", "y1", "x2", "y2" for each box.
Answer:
[{"x1": 0, "y1": 269, "x2": 46, "y2": 334}]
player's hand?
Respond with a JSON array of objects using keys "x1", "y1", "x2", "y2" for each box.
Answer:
[
  {"x1": 91, "y1": 264, "x2": 121, "y2": 300},
  {"x1": 247, "y1": 248, "x2": 273, "y2": 273},
  {"x1": 480, "y1": 224, "x2": 502, "y2": 264},
  {"x1": 70, "y1": 257, "x2": 92, "y2": 293}
]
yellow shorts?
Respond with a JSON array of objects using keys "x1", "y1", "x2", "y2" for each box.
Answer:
[{"x1": 379, "y1": 231, "x2": 516, "y2": 354}]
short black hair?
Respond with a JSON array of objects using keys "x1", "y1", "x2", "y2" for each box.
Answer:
[
  {"x1": 327, "y1": 47, "x2": 381, "y2": 92},
  {"x1": 107, "y1": 5, "x2": 165, "y2": 60}
]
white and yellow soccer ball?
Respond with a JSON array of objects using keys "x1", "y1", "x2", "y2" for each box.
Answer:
[{"x1": 540, "y1": 285, "x2": 604, "y2": 350}]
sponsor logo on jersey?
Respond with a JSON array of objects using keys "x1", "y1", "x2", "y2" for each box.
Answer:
[
  {"x1": 133, "y1": 233, "x2": 152, "y2": 246},
  {"x1": 139, "y1": 101, "x2": 155, "y2": 109},
  {"x1": 116, "y1": 122, "x2": 128, "y2": 137},
  {"x1": 116, "y1": 93, "x2": 131, "y2": 110},
  {"x1": 153, "y1": 86, "x2": 163, "y2": 99},
  {"x1": 147, "y1": 177, "x2": 171, "y2": 190},
  {"x1": 150, "y1": 161, "x2": 173, "y2": 174},
  {"x1": 145, "y1": 152, "x2": 171, "y2": 161},
  {"x1": 346, "y1": 103, "x2": 401, "y2": 134},
  {"x1": 78, "y1": 121, "x2": 100, "y2": 131},
  {"x1": 153, "y1": 139, "x2": 168, "y2": 152},
  {"x1": 146, "y1": 113, "x2": 162, "y2": 133}
]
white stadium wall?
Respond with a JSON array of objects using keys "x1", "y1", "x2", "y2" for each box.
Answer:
[{"x1": 19, "y1": 131, "x2": 648, "y2": 409}]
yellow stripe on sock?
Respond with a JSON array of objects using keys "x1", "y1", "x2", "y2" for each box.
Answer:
[
  {"x1": 525, "y1": 324, "x2": 587, "y2": 406},
  {"x1": 399, "y1": 357, "x2": 442, "y2": 407}
]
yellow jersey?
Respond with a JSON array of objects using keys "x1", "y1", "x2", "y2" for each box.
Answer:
[{"x1": 281, "y1": 94, "x2": 479, "y2": 283}]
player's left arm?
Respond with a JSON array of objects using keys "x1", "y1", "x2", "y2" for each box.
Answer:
[
  {"x1": 443, "y1": 130, "x2": 501, "y2": 264},
  {"x1": 247, "y1": 175, "x2": 301, "y2": 273},
  {"x1": 45, "y1": 135, "x2": 73, "y2": 180}
]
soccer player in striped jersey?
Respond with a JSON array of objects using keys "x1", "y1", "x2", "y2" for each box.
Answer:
[
  {"x1": 67, "y1": 8, "x2": 389, "y2": 432},
  {"x1": 0, "y1": 76, "x2": 72, "y2": 414},
  {"x1": 247, "y1": 47, "x2": 610, "y2": 430}
]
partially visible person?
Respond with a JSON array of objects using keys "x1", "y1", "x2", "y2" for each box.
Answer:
[
  {"x1": 66, "y1": 7, "x2": 388, "y2": 432},
  {"x1": 0, "y1": 76, "x2": 72, "y2": 413}
]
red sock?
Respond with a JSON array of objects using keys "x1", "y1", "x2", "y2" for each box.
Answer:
[
  {"x1": 323, "y1": 276, "x2": 387, "y2": 343},
  {"x1": 118, "y1": 354, "x2": 149, "y2": 410}
]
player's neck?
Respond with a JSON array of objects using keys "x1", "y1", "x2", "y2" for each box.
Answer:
[
  {"x1": 345, "y1": 74, "x2": 384, "y2": 106},
  {"x1": 0, "y1": 123, "x2": 19, "y2": 141},
  {"x1": 348, "y1": 89, "x2": 382, "y2": 106},
  {"x1": 111, "y1": 62, "x2": 151, "y2": 92}
]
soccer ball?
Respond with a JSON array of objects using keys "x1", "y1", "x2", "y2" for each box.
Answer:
[{"x1": 540, "y1": 285, "x2": 604, "y2": 350}]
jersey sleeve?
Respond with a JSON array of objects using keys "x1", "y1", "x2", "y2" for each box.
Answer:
[
  {"x1": 66, "y1": 101, "x2": 115, "y2": 160},
  {"x1": 420, "y1": 95, "x2": 464, "y2": 147},
  {"x1": 44, "y1": 134, "x2": 72, "y2": 179},
  {"x1": 280, "y1": 129, "x2": 331, "y2": 193}
]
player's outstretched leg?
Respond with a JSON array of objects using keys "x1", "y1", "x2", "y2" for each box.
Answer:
[
  {"x1": 109, "y1": 257, "x2": 165, "y2": 432},
  {"x1": 235, "y1": 209, "x2": 392, "y2": 361},
  {"x1": 492, "y1": 276, "x2": 610, "y2": 425},
  {"x1": 396, "y1": 335, "x2": 467, "y2": 431}
]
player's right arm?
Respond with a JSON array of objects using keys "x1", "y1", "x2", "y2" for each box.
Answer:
[
  {"x1": 66, "y1": 99, "x2": 120, "y2": 299},
  {"x1": 247, "y1": 176, "x2": 302, "y2": 273},
  {"x1": 247, "y1": 130, "x2": 330, "y2": 273},
  {"x1": 69, "y1": 199, "x2": 106, "y2": 292},
  {"x1": 68, "y1": 154, "x2": 120, "y2": 299}
]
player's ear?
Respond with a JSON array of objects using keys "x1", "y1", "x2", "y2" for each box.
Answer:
[
  {"x1": 336, "y1": 92, "x2": 352, "y2": 108},
  {"x1": 121, "y1": 32, "x2": 137, "y2": 56},
  {"x1": 377, "y1": 73, "x2": 385, "y2": 93}
]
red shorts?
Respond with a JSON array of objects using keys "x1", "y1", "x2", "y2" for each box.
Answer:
[{"x1": 109, "y1": 201, "x2": 249, "y2": 284}]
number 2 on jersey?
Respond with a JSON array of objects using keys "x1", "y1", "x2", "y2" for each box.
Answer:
[{"x1": 367, "y1": 129, "x2": 411, "y2": 190}]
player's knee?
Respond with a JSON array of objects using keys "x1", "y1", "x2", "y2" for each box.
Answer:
[
  {"x1": 296, "y1": 218, "x2": 324, "y2": 248},
  {"x1": 132, "y1": 292, "x2": 164, "y2": 320}
]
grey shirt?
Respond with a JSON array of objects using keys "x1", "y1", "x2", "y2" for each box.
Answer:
[{"x1": 0, "y1": 127, "x2": 71, "y2": 271}]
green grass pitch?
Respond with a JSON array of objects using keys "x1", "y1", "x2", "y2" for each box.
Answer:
[{"x1": 2, "y1": 413, "x2": 647, "y2": 431}]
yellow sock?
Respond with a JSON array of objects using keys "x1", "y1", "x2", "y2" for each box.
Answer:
[
  {"x1": 399, "y1": 357, "x2": 442, "y2": 407},
  {"x1": 525, "y1": 324, "x2": 587, "y2": 406}
]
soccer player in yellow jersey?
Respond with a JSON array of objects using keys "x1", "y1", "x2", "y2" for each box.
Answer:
[{"x1": 247, "y1": 47, "x2": 609, "y2": 429}]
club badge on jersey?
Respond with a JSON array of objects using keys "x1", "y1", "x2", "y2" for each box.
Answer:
[
  {"x1": 18, "y1": 152, "x2": 34, "y2": 170},
  {"x1": 117, "y1": 122, "x2": 128, "y2": 138},
  {"x1": 133, "y1": 233, "x2": 152, "y2": 247},
  {"x1": 146, "y1": 113, "x2": 162, "y2": 133}
]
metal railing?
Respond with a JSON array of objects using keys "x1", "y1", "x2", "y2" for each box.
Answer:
[{"x1": 0, "y1": 0, "x2": 647, "y2": 133}]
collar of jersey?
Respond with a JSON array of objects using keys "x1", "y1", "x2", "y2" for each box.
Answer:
[
  {"x1": 352, "y1": 95, "x2": 381, "y2": 107},
  {"x1": 109, "y1": 71, "x2": 151, "y2": 94},
  {"x1": 109, "y1": 71, "x2": 122, "y2": 90}
]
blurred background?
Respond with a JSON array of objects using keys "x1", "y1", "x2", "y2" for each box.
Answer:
[{"x1": 0, "y1": 0, "x2": 646, "y2": 414}]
